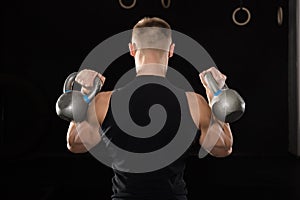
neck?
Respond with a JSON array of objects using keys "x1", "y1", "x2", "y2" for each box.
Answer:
[
  {"x1": 135, "y1": 51, "x2": 168, "y2": 77},
  {"x1": 136, "y1": 63, "x2": 167, "y2": 77}
]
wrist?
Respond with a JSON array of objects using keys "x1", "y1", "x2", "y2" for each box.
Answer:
[{"x1": 206, "y1": 91, "x2": 213, "y2": 107}]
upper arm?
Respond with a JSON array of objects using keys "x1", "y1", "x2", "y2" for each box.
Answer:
[
  {"x1": 66, "y1": 91, "x2": 112, "y2": 153},
  {"x1": 186, "y1": 91, "x2": 211, "y2": 134},
  {"x1": 197, "y1": 94, "x2": 233, "y2": 157},
  {"x1": 187, "y1": 92, "x2": 232, "y2": 157},
  {"x1": 195, "y1": 94, "x2": 212, "y2": 140},
  {"x1": 93, "y1": 91, "x2": 113, "y2": 126}
]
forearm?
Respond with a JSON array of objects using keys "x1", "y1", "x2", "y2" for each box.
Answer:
[
  {"x1": 200, "y1": 118, "x2": 233, "y2": 157},
  {"x1": 67, "y1": 121, "x2": 101, "y2": 153},
  {"x1": 67, "y1": 121, "x2": 84, "y2": 153},
  {"x1": 199, "y1": 67, "x2": 234, "y2": 157},
  {"x1": 205, "y1": 88, "x2": 233, "y2": 149},
  {"x1": 67, "y1": 100, "x2": 101, "y2": 153},
  {"x1": 66, "y1": 69, "x2": 106, "y2": 153},
  {"x1": 200, "y1": 125, "x2": 232, "y2": 158},
  {"x1": 213, "y1": 120, "x2": 233, "y2": 149}
]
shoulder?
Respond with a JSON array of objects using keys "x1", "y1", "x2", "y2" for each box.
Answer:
[
  {"x1": 95, "y1": 91, "x2": 113, "y2": 104},
  {"x1": 185, "y1": 91, "x2": 208, "y2": 106},
  {"x1": 185, "y1": 91, "x2": 211, "y2": 128},
  {"x1": 94, "y1": 91, "x2": 113, "y2": 124}
]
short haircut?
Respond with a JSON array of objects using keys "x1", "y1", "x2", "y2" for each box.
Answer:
[{"x1": 132, "y1": 17, "x2": 172, "y2": 52}]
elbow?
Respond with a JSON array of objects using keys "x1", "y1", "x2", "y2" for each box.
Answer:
[
  {"x1": 67, "y1": 142, "x2": 89, "y2": 154},
  {"x1": 66, "y1": 130, "x2": 101, "y2": 154},
  {"x1": 210, "y1": 147, "x2": 233, "y2": 158},
  {"x1": 67, "y1": 138, "x2": 101, "y2": 154},
  {"x1": 218, "y1": 147, "x2": 232, "y2": 157}
]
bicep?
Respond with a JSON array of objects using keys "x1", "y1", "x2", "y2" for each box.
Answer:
[
  {"x1": 197, "y1": 95, "x2": 212, "y2": 142},
  {"x1": 66, "y1": 92, "x2": 111, "y2": 153},
  {"x1": 186, "y1": 92, "x2": 211, "y2": 145},
  {"x1": 93, "y1": 91, "x2": 112, "y2": 126}
]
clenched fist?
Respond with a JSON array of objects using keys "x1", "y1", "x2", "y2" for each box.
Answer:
[
  {"x1": 199, "y1": 67, "x2": 227, "y2": 104},
  {"x1": 75, "y1": 69, "x2": 106, "y2": 94}
]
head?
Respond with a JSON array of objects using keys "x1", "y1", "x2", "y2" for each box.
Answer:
[{"x1": 129, "y1": 17, "x2": 175, "y2": 76}]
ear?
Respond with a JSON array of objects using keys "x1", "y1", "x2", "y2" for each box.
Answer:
[
  {"x1": 128, "y1": 42, "x2": 136, "y2": 57},
  {"x1": 168, "y1": 43, "x2": 175, "y2": 58}
]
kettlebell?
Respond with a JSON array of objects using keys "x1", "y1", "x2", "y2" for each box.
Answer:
[
  {"x1": 55, "y1": 72, "x2": 102, "y2": 122},
  {"x1": 204, "y1": 72, "x2": 245, "y2": 123}
]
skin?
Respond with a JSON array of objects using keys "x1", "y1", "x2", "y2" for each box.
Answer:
[{"x1": 67, "y1": 41, "x2": 233, "y2": 157}]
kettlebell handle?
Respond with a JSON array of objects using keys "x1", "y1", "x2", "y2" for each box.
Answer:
[
  {"x1": 86, "y1": 77, "x2": 102, "y2": 103},
  {"x1": 63, "y1": 72, "x2": 102, "y2": 103},
  {"x1": 204, "y1": 72, "x2": 224, "y2": 96},
  {"x1": 63, "y1": 72, "x2": 77, "y2": 93}
]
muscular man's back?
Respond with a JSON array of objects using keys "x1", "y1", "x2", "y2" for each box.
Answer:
[{"x1": 95, "y1": 75, "x2": 201, "y2": 200}]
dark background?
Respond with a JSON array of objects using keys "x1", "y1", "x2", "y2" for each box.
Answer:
[{"x1": 1, "y1": 0, "x2": 300, "y2": 199}]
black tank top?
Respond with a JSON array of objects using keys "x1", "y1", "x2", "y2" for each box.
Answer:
[{"x1": 99, "y1": 75, "x2": 201, "y2": 200}]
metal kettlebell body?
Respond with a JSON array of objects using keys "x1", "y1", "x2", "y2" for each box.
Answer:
[
  {"x1": 56, "y1": 72, "x2": 102, "y2": 122},
  {"x1": 204, "y1": 72, "x2": 245, "y2": 123}
]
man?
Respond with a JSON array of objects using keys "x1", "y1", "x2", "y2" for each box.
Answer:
[{"x1": 66, "y1": 17, "x2": 233, "y2": 200}]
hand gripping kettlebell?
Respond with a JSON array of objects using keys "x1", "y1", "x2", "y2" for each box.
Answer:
[
  {"x1": 55, "y1": 72, "x2": 102, "y2": 122},
  {"x1": 204, "y1": 72, "x2": 245, "y2": 123}
]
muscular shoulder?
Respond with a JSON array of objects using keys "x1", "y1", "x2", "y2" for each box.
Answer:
[
  {"x1": 95, "y1": 91, "x2": 113, "y2": 104},
  {"x1": 94, "y1": 91, "x2": 113, "y2": 125},
  {"x1": 185, "y1": 91, "x2": 208, "y2": 106},
  {"x1": 185, "y1": 91, "x2": 211, "y2": 129}
]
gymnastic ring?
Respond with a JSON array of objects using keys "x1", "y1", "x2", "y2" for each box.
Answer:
[
  {"x1": 277, "y1": 6, "x2": 283, "y2": 26},
  {"x1": 232, "y1": 7, "x2": 251, "y2": 26},
  {"x1": 161, "y1": 0, "x2": 171, "y2": 8},
  {"x1": 119, "y1": 0, "x2": 136, "y2": 9}
]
